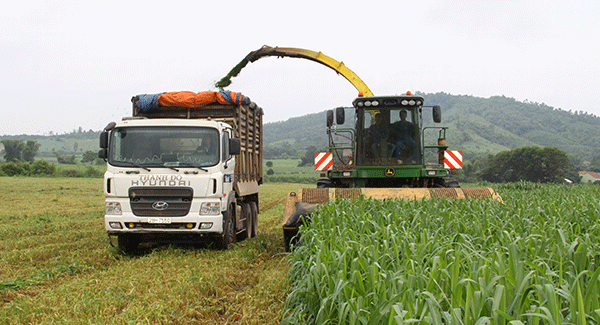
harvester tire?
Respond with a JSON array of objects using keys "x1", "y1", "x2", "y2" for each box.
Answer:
[
  {"x1": 317, "y1": 178, "x2": 333, "y2": 188},
  {"x1": 437, "y1": 177, "x2": 460, "y2": 188}
]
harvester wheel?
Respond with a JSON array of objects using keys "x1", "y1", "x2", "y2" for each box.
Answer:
[
  {"x1": 436, "y1": 177, "x2": 460, "y2": 188},
  {"x1": 317, "y1": 178, "x2": 332, "y2": 188},
  {"x1": 249, "y1": 201, "x2": 258, "y2": 237}
]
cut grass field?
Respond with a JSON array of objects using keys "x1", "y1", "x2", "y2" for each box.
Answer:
[
  {"x1": 263, "y1": 159, "x2": 318, "y2": 184},
  {"x1": 0, "y1": 177, "x2": 303, "y2": 324}
]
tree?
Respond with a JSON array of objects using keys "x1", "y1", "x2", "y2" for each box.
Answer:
[
  {"x1": 298, "y1": 146, "x2": 318, "y2": 167},
  {"x1": 266, "y1": 161, "x2": 273, "y2": 168},
  {"x1": 1, "y1": 139, "x2": 40, "y2": 163},
  {"x1": 479, "y1": 146, "x2": 572, "y2": 183},
  {"x1": 1, "y1": 140, "x2": 25, "y2": 162},
  {"x1": 53, "y1": 151, "x2": 77, "y2": 164},
  {"x1": 22, "y1": 140, "x2": 41, "y2": 163},
  {"x1": 81, "y1": 150, "x2": 98, "y2": 164},
  {"x1": 589, "y1": 154, "x2": 600, "y2": 172}
]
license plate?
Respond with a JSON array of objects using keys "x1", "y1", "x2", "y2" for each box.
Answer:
[{"x1": 148, "y1": 217, "x2": 172, "y2": 224}]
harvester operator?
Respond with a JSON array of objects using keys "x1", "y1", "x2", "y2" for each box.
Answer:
[
  {"x1": 391, "y1": 110, "x2": 417, "y2": 163},
  {"x1": 368, "y1": 113, "x2": 394, "y2": 158}
]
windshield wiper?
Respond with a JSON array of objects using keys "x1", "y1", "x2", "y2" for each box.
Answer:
[
  {"x1": 176, "y1": 162, "x2": 209, "y2": 172},
  {"x1": 121, "y1": 161, "x2": 151, "y2": 171}
]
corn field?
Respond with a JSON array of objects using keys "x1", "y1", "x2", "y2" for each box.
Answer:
[{"x1": 284, "y1": 183, "x2": 600, "y2": 324}]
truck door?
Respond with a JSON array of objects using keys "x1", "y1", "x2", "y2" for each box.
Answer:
[{"x1": 222, "y1": 129, "x2": 235, "y2": 196}]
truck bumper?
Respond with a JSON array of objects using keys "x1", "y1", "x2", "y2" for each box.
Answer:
[{"x1": 105, "y1": 213, "x2": 224, "y2": 235}]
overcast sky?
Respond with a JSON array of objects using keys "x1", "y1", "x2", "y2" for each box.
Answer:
[{"x1": 1, "y1": 0, "x2": 598, "y2": 136}]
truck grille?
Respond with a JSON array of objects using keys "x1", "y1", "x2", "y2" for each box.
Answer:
[{"x1": 129, "y1": 187, "x2": 193, "y2": 217}]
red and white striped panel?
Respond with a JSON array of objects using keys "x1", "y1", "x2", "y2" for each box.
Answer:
[
  {"x1": 444, "y1": 150, "x2": 463, "y2": 169},
  {"x1": 315, "y1": 152, "x2": 333, "y2": 171}
]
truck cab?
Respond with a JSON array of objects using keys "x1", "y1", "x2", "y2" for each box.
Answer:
[{"x1": 99, "y1": 93, "x2": 262, "y2": 252}]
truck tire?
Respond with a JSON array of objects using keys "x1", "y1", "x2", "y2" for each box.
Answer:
[
  {"x1": 237, "y1": 203, "x2": 252, "y2": 241},
  {"x1": 216, "y1": 207, "x2": 235, "y2": 250},
  {"x1": 249, "y1": 201, "x2": 258, "y2": 238},
  {"x1": 118, "y1": 234, "x2": 139, "y2": 253}
]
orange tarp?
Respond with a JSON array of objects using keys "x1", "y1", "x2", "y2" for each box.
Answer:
[
  {"x1": 158, "y1": 91, "x2": 218, "y2": 108},
  {"x1": 157, "y1": 91, "x2": 249, "y2": 108}
]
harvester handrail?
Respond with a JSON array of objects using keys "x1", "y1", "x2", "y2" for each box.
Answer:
[
  {"x1": 328, "y1": 127, "x2": 355, "y2": 149},
  {"x1": 422, "y1": 126, "x2": 449, "y2": 149},
  {"x1": 328, "y1": 127, "x2": 355, "y2": 172}
]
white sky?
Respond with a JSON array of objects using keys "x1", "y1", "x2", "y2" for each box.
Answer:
[{"x1": 1, "y1": 0, "x2": 599, "y2": 135}]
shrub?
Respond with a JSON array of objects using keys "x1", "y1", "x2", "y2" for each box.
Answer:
[
  {"x1": 83, "y1": 166, "x2": 103, "y2": 178},
  {"x1": 0, "y1": 162, "x2": 30, "y2": 176},
  {"x1": 58, "y1": 168, "x2": 84, "y2": 177},
  {"x1": 31, "y1": 160, "x2": 56, "y2": 176}
]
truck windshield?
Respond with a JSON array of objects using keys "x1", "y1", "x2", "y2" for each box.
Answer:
[{"x1": 108, "y1": 127, "x2": 220, "y2": 168}]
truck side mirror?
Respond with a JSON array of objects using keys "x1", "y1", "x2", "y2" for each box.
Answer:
[
  {"x1": 326, "y1": 110, "x2": 334, "y2": 128},
  {"x1": 432, "y1": 106, "x2": 442, "y2": 123},
  {"x1": 229, "y1": 138, "x2": 241, "y2": 155},
  {"x1": 336, "y1": 107, "x2": 345, "y2": 125},
  {"x1": 99, "y1": 122, "x2": 116, "y2": 149},
  {"x1": 98, "y1": 149, "x2": 108, "y2": 159},
  {"x1": 99, "y1": 131, "x2": 109, "y2": 149}
]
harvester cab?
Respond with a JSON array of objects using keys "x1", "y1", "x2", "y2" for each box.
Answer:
[{"x1": 321, "y1": 93, "x2": 452, "y2": 189}]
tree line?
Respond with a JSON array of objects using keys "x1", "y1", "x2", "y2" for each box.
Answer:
[
  {"x1": 0, "y1": 139, "x2": 103, "y2": 177},
  {"x1": 461, "y1": 146, "x2": 576, "y2": 184}
]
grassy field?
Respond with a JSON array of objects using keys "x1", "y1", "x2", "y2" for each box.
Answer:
[
  {"x1": 263, "y1": 159, "x2": 318, "y2": 184},
  {"x1": 0, "y1": 177, "x2": 303, "y2": 324}
]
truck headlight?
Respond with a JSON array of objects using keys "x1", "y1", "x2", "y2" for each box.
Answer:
[
  {"x1": 105, "y1": 202, "x2": 122, "y2": 215},
  {"x1": 200, "y1": 202, "x2": 220, "y2": 215}
]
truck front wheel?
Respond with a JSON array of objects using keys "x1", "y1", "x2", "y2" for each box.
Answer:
[
  {"x1": 216, "y1": 207, "x2": 235, "y2": 250},
  {"x1": 118, "y1": 234, "x2": 139, "y2": 253}
]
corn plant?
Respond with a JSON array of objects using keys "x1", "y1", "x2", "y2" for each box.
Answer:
[{"x1": 284, "y1": 184, "x2": 600, "y2": 324}]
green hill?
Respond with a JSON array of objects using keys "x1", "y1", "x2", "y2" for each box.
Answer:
[
  {"x1": 2, "y1": 93, "x2": 599, "y2": 164},
  {"x1": 264, "y1": 92, "x2": 600, "y2": 161}
]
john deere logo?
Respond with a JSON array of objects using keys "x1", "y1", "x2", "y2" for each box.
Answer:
[{"x1": 385, "y1": 168, "x2": 395, "y2": 177}]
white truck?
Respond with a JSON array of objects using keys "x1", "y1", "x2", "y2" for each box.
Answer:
[{"x1": 98, "y1": 91, "x2": 263, "y2": 252}]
